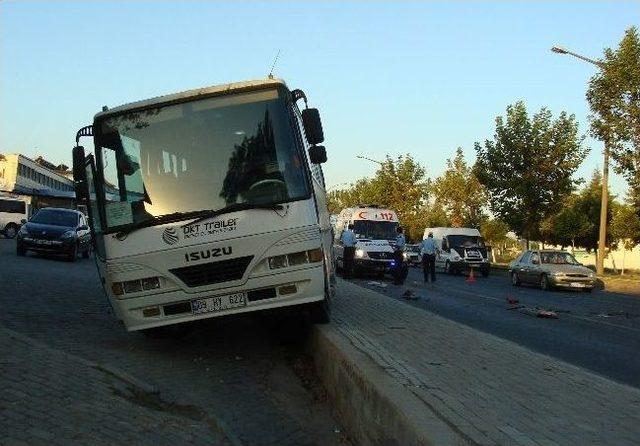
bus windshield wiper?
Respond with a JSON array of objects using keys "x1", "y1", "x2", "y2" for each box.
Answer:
[
  {"x1": 181, "y1": 202, "x2": 284, "y2": 227},
  {"x1": 114, "y1": 210, "x2": 208, "y2": 239}
]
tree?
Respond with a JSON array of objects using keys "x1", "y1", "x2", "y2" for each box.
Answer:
[
  {"x1": 432, "y1": 148, "x2": 488, "y2": 228},
  {"x1": 540, "y1": 197, "x2": 594, "y2": 252},
  {"x1": 480, "y1": 218, "x2": 509, "y2": 262},
  {"x1": 568, "y1": 171, "x2": 616, "y2": 258},
  {"x1": 610, "y1": 201, "x2": 640, "y2": 274},
  {"x1": 587, "y1": 27, "x2": 640, "y2": 213},
  {"x1": 474, "y1": 101, "x2": 588, "y2": 244}
]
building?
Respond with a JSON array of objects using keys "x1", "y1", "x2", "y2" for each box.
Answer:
[{"x1": 0, "y1": 153, "x2": 76, "y2": 211}]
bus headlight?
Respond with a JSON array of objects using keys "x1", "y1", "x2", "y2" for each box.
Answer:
[
  {"x1": 355, "y1": 249, "x2": 365, "y2": 258},
  {"x1": 111, "y1": 276, "x2": 162, "y2": 296},
  {"x1": 268, "y1": 248, "x2": 324, "y2": 269}
]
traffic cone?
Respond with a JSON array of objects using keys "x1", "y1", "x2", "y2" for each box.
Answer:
[{"x1": 466, "y1": 267, "x2": 476, "y2": 283}]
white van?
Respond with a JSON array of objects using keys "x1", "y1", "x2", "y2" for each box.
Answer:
[
  {"x1": 334, "y1": 206, "x2": 399, "y2": 276},
  {"x1": 423, "y1": 227, "x2": 490, "y2": 277},
  {"x1": 0, "y1": 197, "x2": 29, "y2": 238}
]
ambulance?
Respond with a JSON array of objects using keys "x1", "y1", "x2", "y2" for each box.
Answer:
[{"x1": 333, "y1": 206, "x2": 399, "y2": 277}]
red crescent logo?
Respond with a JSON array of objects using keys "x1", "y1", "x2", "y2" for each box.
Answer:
[{"x1": 358, "y1": 211, "x2": 367, "y2": 218}]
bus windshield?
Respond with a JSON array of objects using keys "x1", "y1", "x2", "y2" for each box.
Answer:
[
  {"x1": 353, "y1": 220, "x2": 398, "y2": 240},
  {"x1": 96, "y1": 88, "x2": 310, "y2": 230}
]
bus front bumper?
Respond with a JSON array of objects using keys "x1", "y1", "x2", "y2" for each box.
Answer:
[{"x1": 112, "y1": 264, "x2": 326, "y2": 332}]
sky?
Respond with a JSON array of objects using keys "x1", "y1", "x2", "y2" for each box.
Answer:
[{"x1": 1, "y1": 1, "x2": 638, "y2": 197}]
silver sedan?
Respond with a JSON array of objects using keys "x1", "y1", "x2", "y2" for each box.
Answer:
[{"x1": 509, "y1": 250, "x2": 596, "y2": 292}]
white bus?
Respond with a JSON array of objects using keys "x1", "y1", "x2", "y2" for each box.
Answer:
[
  {"x1": 0, "y1": 196, "x2": 29, "y2": 238},
  {"x1": 333, "y1": 206, "x2": 399, "y2": 277},
  {"x1": 72, "y1": 79, "x2": 334, "y2": 332}
]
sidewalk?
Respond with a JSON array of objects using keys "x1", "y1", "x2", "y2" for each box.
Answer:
[
  {"x1": 331, "y1": 279, "x2": 640, "y2": 446},
  {"x1": 0, "y1": 327, "x2": 233, "y2": 446}
]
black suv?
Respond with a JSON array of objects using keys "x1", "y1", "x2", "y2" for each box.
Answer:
[{"x1": 16, "y1": 208, "x2": 91, "y2": 261}]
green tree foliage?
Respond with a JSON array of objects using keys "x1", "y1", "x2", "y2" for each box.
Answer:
[
  {"x1": 572, "y1": 171, "x2": 615, "y2": 253},
  {"x1": 474, "y1": 101, "x2": 587, "y2": 242},
  {"x1": 326, "y1": 154, "x2": 430, "y2": 241},
  {"x1": 480, "y1": 218, "x2": 510, "y2": 262},
  {"x1": 540, "y1": 196, "x2": 594, "y2": 251},
  {"x1": 541, "y1": 171, "x2": 614, "y2": 253},
  {"x1": 481, "y1": 218, "x2": 509, "y2": 246},
  {"x1": 432, "y1": 148, "x2": 488, "y2": 228},
  {"x1": 586, "y1": 27, "x2": 640, "y2": 212},
  {"x1": 610, "y1": 201, "x2": 640, "y2": 250}
]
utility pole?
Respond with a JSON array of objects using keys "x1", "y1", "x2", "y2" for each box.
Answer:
[{"x1": 551, "y1": 45, "x2": 608, "y2": 276}]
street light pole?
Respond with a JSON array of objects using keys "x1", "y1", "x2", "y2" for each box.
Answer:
[{"x1": 551, "y1": 45, "x2": 608, "y2": 276}]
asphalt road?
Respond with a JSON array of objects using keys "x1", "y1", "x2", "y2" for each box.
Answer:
[
  {"x1": 0, "y1": 238, "x2": 348, "y2": 446},
  {"x1": 350, "y1": 264, "x2": 640, "y2": 388}
]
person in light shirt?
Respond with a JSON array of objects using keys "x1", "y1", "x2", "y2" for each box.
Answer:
[
  {"x1": 340, "y1": 224, "x2": 357, "y2": 279},
  {"x1": 392, "y1": 226, "x2": 407, "y2": 284},
  {"x1": 420, "y1": 232, "x2": 439, "y2": 283}
]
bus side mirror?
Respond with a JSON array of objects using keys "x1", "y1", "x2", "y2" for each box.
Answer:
[
  {"x1": 308, "y1": 145, "x2": 327, "y2": 164},
  {"x1": 302, "y1": 108, "x2": 324, "y2": 145},
  {"x1": 72, "y1": 146, "x2": 87, "y2": 199}
]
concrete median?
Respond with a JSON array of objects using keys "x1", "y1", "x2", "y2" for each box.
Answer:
[{"x1": 307, "y1": 324, "x2": 466, "y2": 446}]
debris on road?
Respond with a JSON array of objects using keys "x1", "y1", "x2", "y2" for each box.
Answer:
[
  {"x1": 402, "y1": 290, "x2": 419, "y2": 300},
  {"x1": 367, "y1": 281, "x2": 388, "y2": 288},
  {"x1": 537, "y1": 310, "x2": 559, "y2": 319},
  {"x1": 518, "y1": 307, "x2": 559, "y2": 319}
]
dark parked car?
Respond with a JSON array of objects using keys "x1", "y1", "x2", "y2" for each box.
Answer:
[
  {"x1": 16, "y1": 208, "x2": 91, "y2": 261},
  {"x1": 508, "y1": 249, "x2": 596, "y2": 292},
  {"x1": 404, "y1": 244, "x2": 421, "y2": 266}
]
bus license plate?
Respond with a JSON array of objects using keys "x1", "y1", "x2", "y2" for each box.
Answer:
[
  {"x1": 570, "y1": 282, "x2": 585, "y2": 288},
  {"x1": 191, "y1": 293, "x2": 246, "y2": 315}
]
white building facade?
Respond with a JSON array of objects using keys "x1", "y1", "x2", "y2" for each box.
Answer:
[{"x1": 0, "y1": 153, "x2": 76, "y2": 210}]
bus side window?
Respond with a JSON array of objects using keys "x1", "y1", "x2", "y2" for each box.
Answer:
[{"x1": 442, "y1": 238, "x2": 448, "y2": 250}]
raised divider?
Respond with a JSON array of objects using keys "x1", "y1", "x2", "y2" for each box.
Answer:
[{"x1": 307, "y1": 324, "x2": 467, "y2": 446}]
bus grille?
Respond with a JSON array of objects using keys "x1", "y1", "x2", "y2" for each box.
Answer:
[{"x1": 169, "y1": 256, "x2": 254, "y2": 287}]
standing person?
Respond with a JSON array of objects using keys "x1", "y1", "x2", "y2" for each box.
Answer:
[
  {"x1": 341, "y1": 224, "x2": 357, "y2": 279},
  {"x1": 392, "y1": 226, "x2": 407, "y2": 284},
  {"x1": 420, "y1": 232, "x2": 438, "y2": 283}
]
